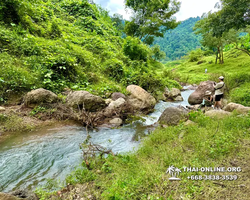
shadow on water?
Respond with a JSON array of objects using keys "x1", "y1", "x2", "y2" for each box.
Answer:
[{"x1": 0, "y1": 90, "x2": 194, "y2": 192}]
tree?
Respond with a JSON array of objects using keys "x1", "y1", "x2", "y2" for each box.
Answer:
[
  {"x1": 151, "y1": 45, "x2": 166, "y2": 61},
  {"x1": 111, "y1": 13, "x2": 125, "y2": 34},
  {"x1": 125, "y1": 0, "x2": 180, "y2": 45},
  {"x1": 211, "y1": 0, "x2": 250, "y2": 37},
  {"x1": 194, "y1": 12, "x2": 229, "y2": 64},
  {"x1": 224, "y1": 28, "x2": 250, "y2": 56}
]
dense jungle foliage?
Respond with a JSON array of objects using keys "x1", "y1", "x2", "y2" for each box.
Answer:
[
  {"x1": 0, "y1": 0, "x2": 180, "y2": 104},
  {"x1": 154, "y1": 17, "x2": 202, "y2": 61}
]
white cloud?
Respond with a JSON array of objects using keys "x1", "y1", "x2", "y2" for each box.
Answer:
[
  {"x1": 175, "y1": 0, "x2": 219, "y2": 21},
  {"x1": 93, "y1": 0, "x2": 220, "y2": 21},
  {"x1": 93, "y1": 0, "x2": 132, "y2": 20}
]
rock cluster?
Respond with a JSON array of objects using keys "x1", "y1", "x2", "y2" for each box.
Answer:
[
  {"x1": 66, "y1": 91, "x2": 106, "y2": 112},
  {"x1": 163, "y1": 88, "x2": 183, "y2": 102}
]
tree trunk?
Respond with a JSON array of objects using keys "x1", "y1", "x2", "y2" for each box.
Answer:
[{"x1": 221, "y1": 46, "x2": 224, "y2": 64}]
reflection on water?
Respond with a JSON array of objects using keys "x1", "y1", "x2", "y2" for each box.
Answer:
[{"x1": 0, "y1": 90, "x2": 193, "y2": 192}]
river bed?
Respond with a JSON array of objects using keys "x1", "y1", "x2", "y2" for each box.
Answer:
[{"x1": 0, "y1": 90, "x2": 193, "y2": 192}]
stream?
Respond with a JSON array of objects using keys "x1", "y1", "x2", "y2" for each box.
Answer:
[{"x1": 0, "y1": 90, "x2": 193, "y2": 192}]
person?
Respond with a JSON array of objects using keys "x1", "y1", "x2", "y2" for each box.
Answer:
[
  {"x1": 205, "y1": 68, "x2": 207, "y2": 74},
  {"x1": 199, "y1": 91, "x2": 214, "y2": 109},
  {"x1": 213, "y1": 76, "x2": 225, "y2": 109}
]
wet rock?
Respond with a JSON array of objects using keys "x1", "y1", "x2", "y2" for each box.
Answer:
[
  {"x1": 126, "y1": 85, "x2": 156, "y2": 112},
  {"x1": 24, "y1": 88, "x2": 58, "y2": 108},
  {"x1": 205, "y1": 110, "x2": 231, "y2": 119},
  {"x1": 0, "y1": 193, "x2": 22, "y2": 200},
  {"x1": 111, "y1": 92, "x2": 126, "y2": 101},
  {"x1": 188, "y1": 81, "x2": 215, "y2": 105},
  {"x1": 66, "y1": 91, "x2": 106, "y2": 112},
  {"x1": 10, "y1": 190, "x2": 38, "y2": 200},
  {"x1": 164, "y1": 88, "x2": 183, "y2": 102},
  {"x1": 0, "y1": 106, "x2": 5, "y2": 112},
  {"x1": 224, "y1": 103, "x2": 250, "y2": 114},
  {"x1": 175, "y1": 96, "x2": 184, "y2": 102},
  {"x1": 158, "y1": 107, "x2": 187, "y2": 126}
]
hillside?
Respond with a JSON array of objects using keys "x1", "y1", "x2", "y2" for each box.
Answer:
[
  {"x1": 164, "y1": 47, "x2": 250, "y2": 107},
  {"x1": 0, "y1": 0, "x2": 180, "y2": 105},
  {"x1": 154, "y1": 17, "x2": 201, "y2": 61}
]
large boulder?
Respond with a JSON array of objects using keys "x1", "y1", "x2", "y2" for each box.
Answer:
[
  {"x1": 158, "y1": 107, "x2": 187, "y2": 126},
  {"x1": 188, "y1": 81, "x2": 215, "y2": 105},
  {"x1": 66, "y1": 91, "x2": 106, "y2": 112},
  {"x1": 224, "y1": 103, "x2": 250, "y2": 114},
  {"x1": 126, "y1": 85, "x2": 156, "y2": 112},
  {"x1": 205, "y1": 110, "x2": 231, "y2": 119},
  {"x1": 24, "y1": 88, "x2": 58, "y2": 108},
  {"x1": 111, "y1": 92, "x2": 126, "y2": 101}
]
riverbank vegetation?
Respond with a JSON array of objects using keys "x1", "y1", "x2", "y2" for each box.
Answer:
[
  {"x1": 36, "y1": 111, "x2": 250, "y2": 200},
  {"x1": 0, "y1": 0, "x2": 180, "y2": 106}
]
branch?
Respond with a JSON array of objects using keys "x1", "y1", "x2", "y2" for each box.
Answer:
[{"x1": 235, "y1": 47, "x2": 250, "y2": 56}]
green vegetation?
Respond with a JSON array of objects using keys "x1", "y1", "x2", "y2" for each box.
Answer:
[
  {"x1": 37, "y1": 112, "x2": 250, "y2": 199},
  {"x1": 154, "y1": 17, "x2": 202, "y2": 61},
  {"x1": 125, "y1": 0, "x2": 180, "y2": 45},
  {"x1": 0, "y1": 0, "x2": 180, "y2": 104},
  {"x1": 165, "y1": 47, "x2": 250, "y2": 105}
]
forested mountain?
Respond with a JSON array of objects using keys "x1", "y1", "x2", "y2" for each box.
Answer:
[{"x1": 154, "y1": 17, "x2": 202, "y2": 61}]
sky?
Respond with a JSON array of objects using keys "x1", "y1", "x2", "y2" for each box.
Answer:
[{"x1": 92, "y1": 0, "x2": 219, "y2": 21}]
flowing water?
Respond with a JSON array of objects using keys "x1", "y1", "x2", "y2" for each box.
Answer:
[{"x1": 0, "y1": 90, "x2": 193, "y2": 192}]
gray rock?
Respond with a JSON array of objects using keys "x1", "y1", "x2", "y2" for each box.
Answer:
[
  {"x1": 0, "y1": 106, "x2": 5, "y2": 112},
  {"x1": 164, "y1": 88, "x2": 183, "y2": 101},
  {"x1": 126, "y1": 85, "x2": 156, "y2": 111},
  {"x1": 24, "y1": 88, "x2": 58, "y2": 108},
  {"x1": 0, "y1": 193, "x2": 21, "y2": 200},
  {"x1": 10, "y1": 190, "x2": 38, "y2": 200},
  {"x1": 205, "y1": 110, "x2": 231, "y2": 119},
  {"x1": 108, "y1": 98, "x2": 126, "y2": 110},
  {"x1": 175, "y1": 95, "x2": 184, "y2": 102},
  {"x1": 188, "y1": 81, "x2": 215, "y2": 105},
  {"x1": 105, "y1": 99, "x2": 113, "y2": 105},
  {"x1": 66, "y1": 91, "x2": 106, "y2": 112},
  {"x1": 184, "y1": 120, "x2": 196, "y2": 126},
  {"x1": 109, "y1": 118, "x2": 123, "y2": 126},
  {"x1": 170, "y1": 88, "x2": 181, "y2": 98},
  {"x1": 111, "y1": 92, "x2": 126, "y2": 101},
  {"x1": 158, "y1": 107, "x2": 187, "y2": 126},
  {"x1": 224, "y1": 103, "x2": 250, "y2": 114}
]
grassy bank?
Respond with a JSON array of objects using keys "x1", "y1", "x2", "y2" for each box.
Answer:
[
  {"x1": 36, "y1": 111, "x2": 250, "y2": 199},
  {"x1": 162, "y1": 49, "x2": 250, "y2": 106}
]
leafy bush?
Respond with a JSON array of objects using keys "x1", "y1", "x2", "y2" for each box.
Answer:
[
  {"x1": 123, "y1": 36, "x2": 150, "y2": 61},
  {"x1": 230, "y1": 83, "x2": 250, "y2": 106},
  {"x1": 103, "y1": 59, "x2": 124, "y2": 81},
  {"x1": 188, "y1": 48, "x2": 204, "y2": 62}
]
